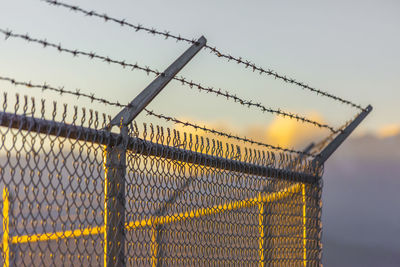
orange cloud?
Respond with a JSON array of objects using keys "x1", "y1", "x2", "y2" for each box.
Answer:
[
  {"x1": 263, "y1": 112, "x2": 326, "y2": 148},
  {"x1": 172, "y1": 119, "x2": 241, "y2": 151},
  {"x1": 173, "y1": 112, "x2": 327, "y2": 152},
  {"x1": 377, "y1": 124, "x2": 400, "y2": 138}
]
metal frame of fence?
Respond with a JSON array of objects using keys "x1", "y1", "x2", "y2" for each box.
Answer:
[
  {"x1": 2, "y1": 181, "x2": 307, "y2": 266},
  {"x1": 0, "y1": 21, "x2": 372, "y2": 265}
]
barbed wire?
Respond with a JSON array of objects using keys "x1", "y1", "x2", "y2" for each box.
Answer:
[
  {"x1": 0, "y1": 75, "x2": 125, "y2": 108},
  {"x1": 40, "y1": 0, "x2": 365, "y2": 111},
  {"x1": 173, "y1": 76, "x2": 338, "y2": 133},
  {"x1": 0, "y1": 75, "x2": 313, "y2": 156},
  {"x1": 311, "y1": 111, "x2": 360, "y2": 155},
  {"x1": 144, "y1": 109, "x2": 314, "y2": 156},
  {"x1": 0, "y1": 28, "x2": 338, "y2": 133}
]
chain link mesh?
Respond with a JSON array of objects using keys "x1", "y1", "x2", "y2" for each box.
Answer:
[{"x1": 0, "y1": 94, "x2": 323, "y2": 266}]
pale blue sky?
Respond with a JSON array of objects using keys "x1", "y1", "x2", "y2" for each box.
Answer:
[{"x1": 0, "y1": 0, "x2": 399, "y2": 145}]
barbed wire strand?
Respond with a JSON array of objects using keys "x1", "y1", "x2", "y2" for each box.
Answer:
[
  {"x1": 144, "y1": 109, "x2": 314, "y2": 156},
  {"x1": 0, "y1": 28, "x2": 338, "y2": 134},
  {"x1": 40, "y1": 0, "x2": 365, "y2": 111},
  {"x1": 311, "y1": 111, "x2": 360, "y2": 155},
  {"x1": 0, "y1": 76, "x2": 126, "y2": 108},
  {"x1": 0, "y1": 75, "x2": 314, "y2": 156}
]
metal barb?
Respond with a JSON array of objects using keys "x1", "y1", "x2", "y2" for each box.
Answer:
[
  {"x1": 0, "y1": 75, "x2": 311, "y2": 156},
  {"x1": 0, "y1": 29, "x2": 339, "y2": 133},
  {"x1": 313, "y1": 105, "x2": 373, "y2": 166},
  {"x1": 40, "y1": 0, "x2": 364, "y2": 111}
]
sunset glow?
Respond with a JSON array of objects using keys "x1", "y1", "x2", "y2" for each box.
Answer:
[{"x1": 377, "y1": 124, "x2": 400, "y2": 139}]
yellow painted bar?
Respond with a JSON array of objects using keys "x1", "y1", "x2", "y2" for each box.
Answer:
[
  {"x1": 151, "y1": 223, "x2": 158, "y2": 267},
  {"x1": 302, "y1": 184, "x2": 307, "y2": 267},
  {"x1": 258, "y1": 192, "x2": 265, "y2": 267},
  {"x1": 126, "y1": 183, "x2": 301, "y2": 230},
  {"x1": 2, "y1": 187, "x2": 10, "y2": 267},
  {"x1": 103, "y1": 145, "x2": 108, "y2": 267},
  {"x1": 12, "y1": 226, "x2": 104, "y2": 244},
  {"x1": 9, "y1": 183, "x2": 301, "y2": 248}
]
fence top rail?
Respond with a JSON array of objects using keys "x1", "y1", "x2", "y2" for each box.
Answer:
[{"x1": 0, "y1": 110, "x2": 320, "y2": 183}]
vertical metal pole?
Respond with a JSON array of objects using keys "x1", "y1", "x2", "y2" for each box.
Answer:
[
  {"x1": 105, "y1": 36, "x2": 206, "y2": 267},
  {"x1": 2, "y1": 187, "x2": 10, "y2": 267},
  {"x1": 152, "y1": 176, "x2": 193, "y2": 266},
  {"x1": 260, "y1": 181, "x2": 274, "y2": 267},
  {"x1": 258, "y1": 192, "x2": 265, "y2": 267},
  {"x1": 151, "y1": 223, "x2": 159, "y2": 267},
  {"x1": 104, "y1": 126, "x2": 127, "y2": 267},
  {"x1": 302, "y1": 184, "x2": 307, "y2": 267},
  {"x1": 260, "y1": 143, "x2": 315, "y2": 266}
]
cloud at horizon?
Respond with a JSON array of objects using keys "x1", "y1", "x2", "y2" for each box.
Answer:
[
  {"x1": 172, "y1": 111, "x2": 328, "y2": 152},
  {"x1": 377, "y1": 123, "x2": 400, "y2": 139}
]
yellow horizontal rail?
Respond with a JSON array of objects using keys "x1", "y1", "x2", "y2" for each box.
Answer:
[
  {"x1": 8, "y1": 183, "x2": 301, "y2": 244},
  {"x1": 12, "y1": 226, "x2": 104, "y2": 244},
  {"x1": 127, "y1": 183, "x2": 301, "y2": 230}
]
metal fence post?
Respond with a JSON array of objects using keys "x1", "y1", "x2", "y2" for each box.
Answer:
[
  {"x1": 302, "y1": 183, "x2": 307, "y2": 267},
  {"x1": 104, "y1": 126, "x2": 128, "y2": 267},
  {"x1": 259, "y1": 143, "x2": 315, "y2": 266},
  {"x1": 258, "y1": 191, "x2": 265, "y2": 267},
  {"x1": 152, "y1": 176, "x2": 194, "y2": 266},
  {"x1": 151, "y1": 223, "x2": 159, "y2": 267},
  {"x1": 2, "y1": 187, "x2": 10, "y2": 267},
  {"x1": 259, "y1": 181, "x2": 274, "y2": 267},
  {"x1": 106, "y1": 36, "x2": 206, "y2": 267}
]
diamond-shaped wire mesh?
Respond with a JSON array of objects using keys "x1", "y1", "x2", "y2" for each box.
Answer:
[{"x1": 0, "y1": 94, "x2": 322, "y2": 266}]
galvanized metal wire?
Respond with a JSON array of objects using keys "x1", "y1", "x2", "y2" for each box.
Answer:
[
  {"x1": 40, "y1": 0, "x2": 365, "y2": 111},
  {"x1": 0, "y1": 2, "x2": 371, "y2": 264},
  {"x1": 0, "y1": 93, "x2": 323, "y2": 266},
  {"x1": 0, "y1": 29, "x2": 339, "y2": 134},
  {"x1": 0, "y1": 75, "x2": 317, "y2": 156}
]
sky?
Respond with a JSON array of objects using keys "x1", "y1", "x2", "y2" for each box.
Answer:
[
  {"x1": 0, "y1": 0, "x2": 399, "y2": 265},
  {"x1": 322, "y1": 134, "x2": 400, "y2": 266},
  {"x1": 0, "y1": 0, "x2": 399, "y2": 146}
]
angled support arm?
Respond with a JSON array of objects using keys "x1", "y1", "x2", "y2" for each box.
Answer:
[
  {"x1": 108, "y1": 36, "x2": 207, "y2": 128},
  {"x1": 313, "y1": 105, "x2": 373, "y2": 166},
  {"x1": 104, "y1": 35, "x2": 206, "y2": 267}
]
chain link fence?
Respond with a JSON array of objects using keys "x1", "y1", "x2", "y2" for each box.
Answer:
[
  {"x1": 0, "y1": 94, "x2": 323, "y2": 266},
  {"x1": 0, "y1": 2, "x2": 373, "y2": 265}
]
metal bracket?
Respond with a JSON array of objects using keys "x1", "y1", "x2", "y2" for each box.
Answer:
[
  {"x1": 104, "y1": 36, "x2": 206, "y2": 267},
  {"x1": 108, "y1": 36, "x2": 207, "y2": 128},
  {"x1": 313, "y1": 105, "x2": 373, "y2": 166}
]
